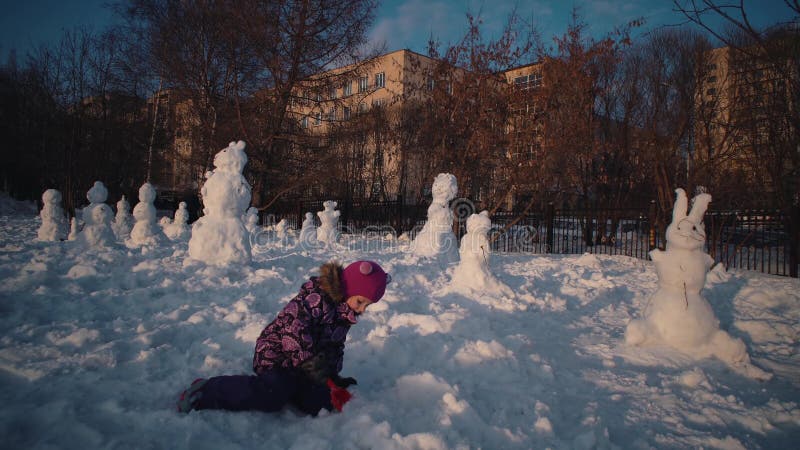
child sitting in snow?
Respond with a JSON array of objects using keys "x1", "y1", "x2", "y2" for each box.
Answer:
[{"x1": 177, "y1": 260, "x2": 391, "y2": 416}]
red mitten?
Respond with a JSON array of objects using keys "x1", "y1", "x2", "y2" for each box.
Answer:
[{"x1": 326, "y1": 378, "x2": 353, "y2": 412}]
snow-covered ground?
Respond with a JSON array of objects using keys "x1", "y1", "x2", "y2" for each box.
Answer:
[{"x1": 1, "y1": 205, "x2": 799, "y2": 449}]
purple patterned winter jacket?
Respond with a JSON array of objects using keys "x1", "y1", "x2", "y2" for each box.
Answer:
[{"x1": 252, "y1": 272, "x2": 357, "y2": 380}]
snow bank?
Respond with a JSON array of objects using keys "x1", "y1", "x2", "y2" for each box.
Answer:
[{"x1": 0, "y1": 208, "x2": 798, "y2": 449}]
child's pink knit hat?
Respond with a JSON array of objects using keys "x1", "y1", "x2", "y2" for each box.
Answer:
[{"x1": 342, "y1": 260, "x2": 391, "y2": 303}]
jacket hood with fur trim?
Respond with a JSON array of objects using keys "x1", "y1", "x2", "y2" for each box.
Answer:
[{"x1": 318, "y1": 262, "x2": 345, "y2": 303}]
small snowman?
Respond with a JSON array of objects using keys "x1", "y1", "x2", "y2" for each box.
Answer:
[
  {"x1": 450, "y1": 211, "x2": 514, "y2": 297},
  {"x1": 77, "y1": 201, "x2": 116, "y2": 248},
  {"x1": 76, "y1": 182, "x2": 115, "y2": 248},
  {"x1": 37, "y1": 189, "x2": 68, "y2": 241},
  {"x1": 159, "y1": 216, "x2": 172, "y2": 231},
  {"x1": 68, "y1": 217, "x2": 79, "y2": 241},
  {"x1": 316, "y1": 201, "x2": 340, "y2": 246},
  {"x1": 275, "y1": 219, "x2": 288, "y2": 240},
  {"x1": 626, "y1": 189, "x2": 765, "y2": 376},
  {"x1": 188, "y1": 140, "x2": 252, "y2": 266},
  {"x1": 412, "y1": 173, "x2": 458, "y2": 259},
  {"x1": 298, "y1": 212, "x2": 317, "y2": 248},
  {"x1": 244, "y1": 207, "x2": 260, "y2": 234},
  {"x1": 167, "y1": 202, "x2": 191, "y2": 240},
  {"x1": 113, "y1": 195, "x2": 133, "y2": 240},
  {"x1": 83, "y1": 181, "x2": 109, "y2": 228},
  {"x1": 127, "y1": 182, "x2": 163, "y2": 248}
]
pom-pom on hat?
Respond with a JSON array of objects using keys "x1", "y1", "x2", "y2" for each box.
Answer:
[{"x1": 341, "y1": 260, "x2": 391, "y2": 303}]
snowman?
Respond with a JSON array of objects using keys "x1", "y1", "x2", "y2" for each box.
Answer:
[
  {"x1": 187, "y1": 140, "x2": 252, "y2": 266},
  {"x1": 626, "y1": 189, "x2": 764, "y2": 374},
  {"x1": 411, "y1": 173, "x2": 458, "y2": 259},
  {"x1": 165, "y1": 202, "x2": 191, "y2": 241},
  {"x1": 68, "y1": 217, "x2": 79, "y2": 241},
  {"x1": 77, "y1": 201, "x2": 116, "y2": 248},
  {"x1": 75, "y1": 182, "x2": 115, "y2": 248},
  {"x1": 83, "y1": 181, "x2": 109, "y2": 228},
  {"x1": 37, "y1": 189, "x2": 68, "y2": 241},
  {"x1": 275, "y1": 219, "x2": 289, "y2": 240},
  {"x1": 244, "y1": 207, "x2": 260, "y2": 234},
  {"x1": 316, "y1": 201, "x2": 340, "y2": 245},
  {"x1": 127, "y1": 182, "x2": 163, "y2": 248},
  {"x1": 450, "y1": 211, "x2": 514, "y2": 297},
  {"x1": 113, "y1": 195, "x2": 133, "y2": 240},
  {"x1": 298, "y1": 212, "x2": 317, "y2": 248}
]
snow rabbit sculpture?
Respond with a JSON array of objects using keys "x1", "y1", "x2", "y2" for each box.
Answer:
[{"x1": 626, "y1": 189, "x2": 753, "y2": 369}]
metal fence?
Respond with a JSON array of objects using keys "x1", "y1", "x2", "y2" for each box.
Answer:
[{"x1": 259, "y1": 197, "x2": 798, "y2": 277}]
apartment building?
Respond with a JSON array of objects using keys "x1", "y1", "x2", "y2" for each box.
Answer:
[
  {"x1": 288, "y1": 49, "x2": 456, "y2": 203},
  {"x1": 149, "y1": 49, "x2": 548, "y2": 207},
  {"x1": 696, "y1": 44, "x2": 797, "y2": 189},
  {"x1": 288, "y1": 49, "x2": 548, "y2": 206}
]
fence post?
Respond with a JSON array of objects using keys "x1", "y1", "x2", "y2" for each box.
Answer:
[
  {"x1": 297, "y1": 200, "x2": 304, "y2": 231},
  {"x1": 648, "y1": 200, "x2": 657, "y2": 250},
  {"x1": 395, "y1": 195, "x2": 403, "y2": 234},
  {"x1": 791, "y1": 203, "x2": 799, "y2": 278},
  {"x1": 545, "y1": 202, "x2": 554, "y2": 253}
]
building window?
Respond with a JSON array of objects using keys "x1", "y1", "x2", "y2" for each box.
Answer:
[
  {"x1": 301, "y1": 116, "x2": 308, "y2": 128},
  {"x1": 358, "y1": 102, "x2": 367, "y2": 113},
  {"x1": 426, "y1": 77, "x2": 435, "y2": 91},
  {"x1": 372, "y1": 98, "x2": 385, "y2": 108},
  {"x1": 375, "y1": 72, "x2": 385, "y2": 88},
  {"x1": 343, "y1": 106, "x2": 351, "y2": 120},
  {"x1": 315, "y1": 92, "x2": 322, "y2": 102},
  {"x1": 329, "y1": 86, "x2": 338, "y2": 99},
  {"x1": 314, "y1": 112, "x2": 321, "y2": 126},
  {"x1": 359, "y1": 76, "x2": 369, "y2": 93},
  {"x1": 343, "y1": 82, "x2": 352, "y2": 96},
  {"x1": 530, "y1": 72, "x2": 542, "y2": 87},
  {"x1": 514, "y1": 72, "x2": 542, "y2": 90},
  {"x1": 328, "y1": 107, "x2": 336, "y2": 121}
]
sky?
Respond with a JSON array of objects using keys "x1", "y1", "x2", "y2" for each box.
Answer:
[{"x1": 0, "y1": 0, "x2": 796, "y2": 60}]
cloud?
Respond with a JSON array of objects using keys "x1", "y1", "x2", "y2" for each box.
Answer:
[
  {"x1": 369, "y1": 0, "x2": 457, "y2": 51},
  {"x1": 369, "y1": 0, "x2": 553, "y2": 52}
]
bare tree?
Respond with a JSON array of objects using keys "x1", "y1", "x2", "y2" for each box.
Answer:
[
  {"x1": 0, "y1": 26, "x2": 149, "y2": 214},
  {"x1": 673, "y1": 0, "x2": 800, "y2": 208},
  {"x1": 396, "y1": 11, "x2": 537, "y2": 211}
]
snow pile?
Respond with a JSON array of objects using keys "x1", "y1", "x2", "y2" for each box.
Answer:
[
  {"x1": 77, "y1": 182, "x2": 115, "y2": 248},
  {"x1": 188, "y1": 140, "x2": 252, "y2": 266},
  {"x1": 411, "y1": 173, "x2": 458, "y2": 259},
  {"x1": 625, "y1": 189, "x2": 768, "y2": 379},
  {"x1": 36, "y1": 189, "x2": 67, "y2": 241},
  {"x1": 299, "y1": 212, "x2": 317, "y2": 248},
  {"x1": 316, "y1": 200, "x2": 340, "y2": 246},
  {"x1": 0, "y1": 192, "x2": 37, "y2": 215},
  {"x1": 445, "y1": 211, "x2": 515, "y2": 304},
  {"x1": 164, "y1": 202, "x2": 191, "y2": 241},
  {"x1": 112, "y1": 195, "x2": 133, "y2": 240},
  {"x1": 127, "y1": 182, "x2": 163, "y2": 248},
  {"x1": 1, "y1": 203, "x2": 799, "y2": 449}
]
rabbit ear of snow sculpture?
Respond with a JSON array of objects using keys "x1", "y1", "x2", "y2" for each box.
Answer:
[{"x1": 666, "y1": 188, "x2": 711, "y2": 252}]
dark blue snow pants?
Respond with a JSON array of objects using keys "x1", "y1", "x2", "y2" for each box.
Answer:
[{"x1": 194, "y1": 368, "x2": 333, "y2": 416}]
